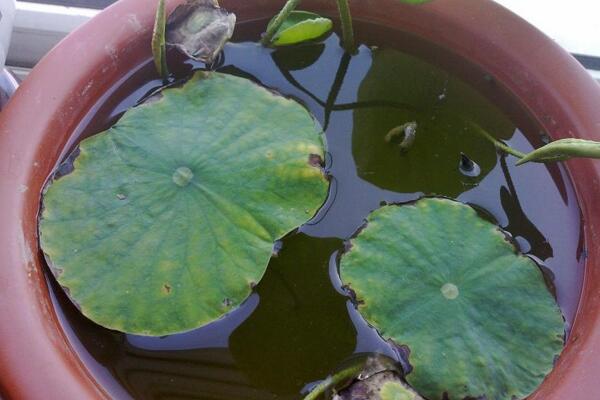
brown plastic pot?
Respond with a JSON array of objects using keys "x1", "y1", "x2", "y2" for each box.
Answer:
[{"x1": 1, "y1": 0, "x2": 600, "y2": 398}]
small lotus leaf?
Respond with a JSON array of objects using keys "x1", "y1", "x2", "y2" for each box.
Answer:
[
  {"x1": 268, "y1": 11, "x2": 333, "y2": 46},
  {"x1": 166, "y1": 0, "x2": 235, "y2": 63},
  {"x1": 340, "y1": 198, "x2": 565, "y2": 400},
  {"x1": 40, "y1": 72, "x2": 328, "y2": 336},
  {"x1": 380, "y1": 381, "x2": 419, "y2": 400}
]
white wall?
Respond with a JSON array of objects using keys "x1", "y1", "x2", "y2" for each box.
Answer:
[
  {"x1": 495, "y1": 0, "x2": 600, "y2": 57},
  {"x1": 6, "y1": 0, "x2": 600, "y2": 70}
]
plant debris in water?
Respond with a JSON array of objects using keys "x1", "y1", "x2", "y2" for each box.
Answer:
[
  {"x1": 39, "y1": 72, "x2": 328, "y2": 336},
  {"x1": 385, "y1": 121, "x2": 417, "y2": 152},
  {"x1": 166, "y1": 0, "x2": 235, "y2": 64},
  {"x1": 336, "y1": 358, "x2": 424, "y2": 400},
  {"x1": 340, "y1": 198, "x2": 565, "y2": 400}
]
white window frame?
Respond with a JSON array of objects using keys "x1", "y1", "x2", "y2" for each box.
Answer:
[{"x1": 7, "y1": 0, "x2": 600, "y2": 81}]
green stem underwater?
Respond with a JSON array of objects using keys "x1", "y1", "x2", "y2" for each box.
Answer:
[
  {"x1": 261, "y1": 0, "x2": 302, "y2": 46},
  {"x1": 335, "y1": 0, "x2": 356, "y2": 54}
]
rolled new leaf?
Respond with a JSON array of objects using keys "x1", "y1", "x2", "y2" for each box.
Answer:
[
  {"x1": 267, "y1": 11, "x2": 332, "y2": 46},
  {"x1": 516, "y1": 138, "x2": 600, "y2": 165}
]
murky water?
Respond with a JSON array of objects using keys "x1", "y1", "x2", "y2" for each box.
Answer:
[{"x1": 45, "y1": 22, "x2": 584, "y2": 400}]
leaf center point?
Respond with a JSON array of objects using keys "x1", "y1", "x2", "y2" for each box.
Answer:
[
  {"x1": 440, "y1": 283, "x2": 459, "y2": 300},
  {"x1": 172, "y1": 166, "x2": 194, "y2": 187}
]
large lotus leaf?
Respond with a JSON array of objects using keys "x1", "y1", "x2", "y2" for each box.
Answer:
[
  {"x1": 352, "y1": 49, "x2": 515, "y2": 196},
  {"x1": 340, "y1": 198, "x2": 565, "y2": 400},
  {"x1": 40, "y1": 72, "x2": 328, "y2": 336}
]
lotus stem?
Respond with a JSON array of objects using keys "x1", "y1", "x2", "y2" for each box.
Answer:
[
  {"x1": 152, "y1": 0, "x2": 169, "y2": 80},
  {"x1": 335, "y1": 0, "x2": 356, "y2": 54},
  {"x1": 471, "y1": 123, "x2": 526, "y2": 160},
  {"x1": 261, "y1": 0, "x2": 302, "y2": 46}
]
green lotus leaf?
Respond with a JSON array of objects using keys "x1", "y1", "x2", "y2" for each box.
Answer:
[
  {"x1": 352, "y1": 48, "x2": 515, "y2": 196},
  {"x1": 40, "y1": 72, "x2": 328, "y2": 336},
  {"x1": 340, "y1": 198, "x2": 565, "y2": 400},
  {"x1": 268, "y1": 11, "x2": 333, "y2": 46},
  {"x1": 380, "y1": 381, "x2": 419, "y2": 400}
]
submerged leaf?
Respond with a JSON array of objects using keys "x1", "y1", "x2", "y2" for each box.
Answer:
[
  {"x1": 516, "y1": 138, "x2": 600, "y2": 165},
  {"x1": 151, "y1": 0, "x2": 168, "y2": 79},
  {"x1": 340, "y1": 198, "x2": 565, "y2": 400},
  {"x1": 352, "y1": 48, "x2": 515, "y2": 197},
  {"x1": 40, "y1": 72, "x2": 328, "y2": 336},
  {"x1": 267, "y1": 11, "x2": 333, "y2": 46},
  {"x1": 166, "y1": 0, "x2": 235, "y2": 63}
]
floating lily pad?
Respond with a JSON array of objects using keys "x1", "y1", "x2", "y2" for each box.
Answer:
[
  {"x1": 340, "y1": 198, "x2": 565, "y2": 400},
  {"x1": 40, "y1": 72, "x2": 328, "y2": 336},
  {"x1": 352, "y1": 49, "x2": 515, "y2": 196},
  {"x1": 268, "y1": 11, "x2": 333, "y2": 46}
]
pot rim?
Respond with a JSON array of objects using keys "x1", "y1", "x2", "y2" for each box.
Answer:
[{"x1": 1, "y1": 0, "x2": 600, "y2": 398}]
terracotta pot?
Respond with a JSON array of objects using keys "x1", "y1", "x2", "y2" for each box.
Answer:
[{"x1": 1, "y1": 0, "x2": 599, "y2": 398}]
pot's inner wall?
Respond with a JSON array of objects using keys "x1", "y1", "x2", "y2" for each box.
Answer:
[{"x1": 44, "y1": 19, "x2": 584, "y2": 400}]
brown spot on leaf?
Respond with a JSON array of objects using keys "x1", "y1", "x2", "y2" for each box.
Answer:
[
  {"x1": 61, "y1": 286, "x2": 82, "y2": 311},
  {"x1": 163, "y1": 283, "x2": 172, "y2": 294},
  {"x1": 51, "y1": 265, "x2": 64, "y2": 278},
  {"x1": 308, "y1": 153, "x2": 324, "y2": 168}
]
